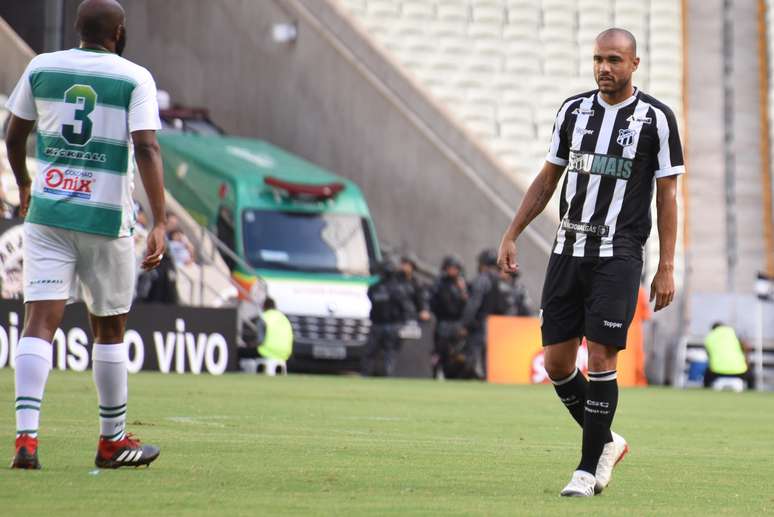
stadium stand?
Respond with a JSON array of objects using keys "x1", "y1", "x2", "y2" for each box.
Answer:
[{"x1": 335, "y1": 0, "x2": 684, "y2": 186}]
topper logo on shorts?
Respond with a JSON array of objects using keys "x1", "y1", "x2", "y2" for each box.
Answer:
[
  {"x1": 603, "y1": 320, "x2": 623, "y2": 329},
  {"x1": 44, "y1": 168, "x2": 93, "y2": 200}
]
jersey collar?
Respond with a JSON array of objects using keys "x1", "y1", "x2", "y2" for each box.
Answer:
[{"x1": 596, "y1": 87, "x2": 639, "y2": 110}]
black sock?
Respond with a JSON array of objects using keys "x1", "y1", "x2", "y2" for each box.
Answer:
[
  {"x1": 577, "y1": 370, "x2": 618, "y2": 474},
  {"x1": 551, "y1": 368, "x2": 587, "y2": 427}
]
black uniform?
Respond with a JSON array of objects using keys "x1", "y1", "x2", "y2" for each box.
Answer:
[
  {"x1": 499, "y1": 274, "x2": 533, "y2": 316},
  {"x1": 542, "y1": 88, "x2": 684, "y2": 348},
  {"x1": 430, "y1": 274, "x2": 468, "y2": 377},
  {"x1": 401, "y1": 273, "x2": 430, "y2": 317},
  {"x1": 362, "y1": 274, "x2": 415, "y2": 376},
  {"x1": 461, "y1": 269, "x2": 504, "y2": 378}
]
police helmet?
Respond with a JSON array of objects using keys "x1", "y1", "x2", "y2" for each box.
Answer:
[
  {"x1": 478, "y1": 248, "x2": 498, "y2": 267},
  {"x1": 441, "y1": 254, "x2": 463, "y2": 271}
]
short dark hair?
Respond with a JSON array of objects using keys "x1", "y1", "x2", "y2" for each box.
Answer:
[
  {"x1": 263, "y1": 297, "x2": 276, "y2": 311},
  {"x1": 75, "y1": 0, "x2": 125, "y2": 44},
  {"x1": 711, "y1": 321, "x2": 724, "y2": 330},
  {"x1": 596, "y1": 28, "x2": 637, "y2": 55}
]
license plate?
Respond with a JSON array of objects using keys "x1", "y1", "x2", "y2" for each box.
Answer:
[{"x1": 312, "y1": 345, "x2": 346, "y2": 360}]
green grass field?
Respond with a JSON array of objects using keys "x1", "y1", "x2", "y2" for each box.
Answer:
[{"x1": 0, "y1": 370, "x2": 772, "y2": 516}]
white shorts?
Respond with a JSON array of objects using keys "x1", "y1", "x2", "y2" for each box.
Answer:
[{"x1": 23, "y1": 222, "x2": 136, "y2": 316}]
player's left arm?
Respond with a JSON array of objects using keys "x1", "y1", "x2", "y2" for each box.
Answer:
[
  {"x1": 129, "y1": 72, "x2": 166, "y2": 271},
  {"x1": 133, "y1": 130, "x2": 167, "y2": 271},
  {"x1": 651, "y1": 175, "x2": 677, "y2": 312},
  {"x1": 650, "y1": 105, "x2": 684, "y2": 312}
]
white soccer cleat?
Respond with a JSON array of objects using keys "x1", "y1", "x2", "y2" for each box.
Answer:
[
  {"x1": 594, "y1": 431, "x2": 629, "y2": 494},
  {"x1": 560, "y1": 470, "x2": 596, "y2": 497}
]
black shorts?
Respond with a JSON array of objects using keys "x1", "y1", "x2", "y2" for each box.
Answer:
[{"x1": 540, "y1": 254, "x2": 642, "y2": 349}]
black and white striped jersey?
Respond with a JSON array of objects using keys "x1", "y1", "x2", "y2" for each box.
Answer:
[{"x1": 545, "y1": 88, "x2": 684, "y2": 259}]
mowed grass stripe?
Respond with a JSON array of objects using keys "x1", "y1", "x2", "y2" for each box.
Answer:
[{"x1": 0, "y1": 370, "x2": 771, "y2": 516}]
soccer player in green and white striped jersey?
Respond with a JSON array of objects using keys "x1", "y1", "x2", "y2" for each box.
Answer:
[{"x1": 5, "y1": 0, "x2": 167, "y2": 469}]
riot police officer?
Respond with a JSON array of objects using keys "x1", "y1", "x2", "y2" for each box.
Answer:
[
  {"x1": 429, "y1": 254, "x2": 468, "y2": 378},
  {"x1": 362, "y1": 256, "x2": 415, "y2": 376},
  {"x1": 498, "y1": 269, "x2": 534, "y2": 316},
  {"x1": 400, "y1": 253, "x2": 431, "y2": 322},
  {"x1": 461, "y1": 248, "x2": 505, "y2": 379}
]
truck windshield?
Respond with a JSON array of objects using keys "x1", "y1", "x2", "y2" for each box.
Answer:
[{"x1": 242, "y1": 210, "x2": 375, "y2": 276}]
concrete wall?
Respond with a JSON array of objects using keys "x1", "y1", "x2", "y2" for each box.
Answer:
[
  {"x1": 686, "y1": 0, "x2": 767, "y2": 296},
  {"x1": 0, "y1": 16, "x2": 35, "y2": 97},
  {"x1": 108, "y1": 0, "x2": 555, "y2": 296}
]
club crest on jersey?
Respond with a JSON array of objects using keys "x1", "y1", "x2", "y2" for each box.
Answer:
[
  {"x1": 572, "y1": 107, "x2": 595, "y2": 116},
  {"x1": 625, "y1": 114, "x2": 652, "y2": 125},
  {"x1": 616, "y1": 128, "x2": 638, "y2": 147}
]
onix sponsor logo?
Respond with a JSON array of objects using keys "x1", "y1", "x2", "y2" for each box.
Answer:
[
  {"x1": 44, "y1": 168, "x2": 93, "y2": 199},
  {"x1": 568, "y1": 151, "x2": 633, "y2": 180}
]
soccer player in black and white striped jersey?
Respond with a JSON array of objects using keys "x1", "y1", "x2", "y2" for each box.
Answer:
[{"x1": 497, "y1": 28, "x2": 683, "y2": 497}]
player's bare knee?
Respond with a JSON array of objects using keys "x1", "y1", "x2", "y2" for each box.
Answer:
[
  {"x1": 91, "y1": 314, "x2": 128, "y2": 343},
  {"x1": 587, "y1": 341, "x2": 618, "y2": 371},
  {"x1": 544, "y1": 352, "x2": 577, "y2": 380},
  {"x1": 23, "y1": 301, "x2": 67, "y2": 342}
]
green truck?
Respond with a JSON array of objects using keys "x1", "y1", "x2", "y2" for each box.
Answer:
[{"x1": 157, "y1": 132, "x2": 380, "y2": 368}]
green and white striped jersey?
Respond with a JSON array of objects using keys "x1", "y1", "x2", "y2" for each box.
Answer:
[{"x1": 5, "y1": 48, "x2": 161, "y2": 237}]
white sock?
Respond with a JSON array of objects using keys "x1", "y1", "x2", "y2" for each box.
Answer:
[
  {"x1": 92, "y1": 342, "x2": 128, "y2": 441},
  {"x1": 15, "y1": 337, "x2": 52, "y2": 438}
]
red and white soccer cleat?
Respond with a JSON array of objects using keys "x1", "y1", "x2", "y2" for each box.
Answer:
[
  {"x1": 11, "y1": 434, "x2": 41, "y2": 470},
  {"x1": 95, "y1": 433, "x2": 160, "y2": 469}
]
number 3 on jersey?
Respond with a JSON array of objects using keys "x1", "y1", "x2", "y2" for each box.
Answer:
[{"x1": 61, "y1": 84, "x2": 97, "y2": 146}]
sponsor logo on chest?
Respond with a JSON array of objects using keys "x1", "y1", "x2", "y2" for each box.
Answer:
[
  {"x1": 568, "y1": 151, "x2": 633, "y2": 180},
  {"x1": 43, "y1": 168, "x2": 94, "y2": 200}
]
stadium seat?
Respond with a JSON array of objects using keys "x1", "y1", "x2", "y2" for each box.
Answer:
[
  {"x1": 543, "y1": 10, "x2": 574, "y2": 31},
  {"x1": 402, "y1": 1, "x2": 436, "y2": 20},
  {"x1": 437, "y1": 2, "x2": 468, "y2": 22},
  {"x1": 367, "y1": 0, "x2": 400, "y2": 17},
  {"x1": 542, "y1": 0, "x2": 577, "y2": 12},
  {"x1": 540, "y1": 26, "x2": 575, "y2": 45},
  {"x1": 468, "y1": 22, "x2": 502, "y2": 41},
  {"x1": 502, "y1": 23, "x2": 539, "y2": 41},
  {"x1": 430, "y1": 20, "x2": 467, "y2": 37},
  {"x1": 473, "y1": 4, "x2": 506, "y2": 24},
  {"x1": 506, "y1": 4, "x2": 541, "y2": 27},
  {"x1": 498, "y1": 104, "x2": 533, "y2": 124},
  {"x1": 500, "y1": 121, "x2": 534, "y2": 140}
]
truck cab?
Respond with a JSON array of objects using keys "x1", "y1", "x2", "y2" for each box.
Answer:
[{"x1": 157, "y1": 133, "x2": 379, "y2": 369}]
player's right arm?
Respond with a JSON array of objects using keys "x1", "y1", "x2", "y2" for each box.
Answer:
[
  {"x1": 5, "y1": 59, "x2": 39, "y2": 217},
  {"x1": 4, "y1": 115, "x2": 35, "y2": 217},
  {"x1": 497, "y1": 162, "x2": 564, "y2": 273},
  {"x1": 497, "y1": 97, "x2": 577, "y2": 273}
]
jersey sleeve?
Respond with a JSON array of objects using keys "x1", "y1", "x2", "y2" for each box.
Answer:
[
  {"x1": 653, "y1": 106, "x2": 685, "y2": 178},
  {"x1": 5, "y1": 61, "x2": 38, "y2": 121},
  {"x1": 545, "y1": 99, "x2": 574, "y2": 167},
  {"x1": 128, "y1": 72, "x2": 161, "y2": 133}
]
